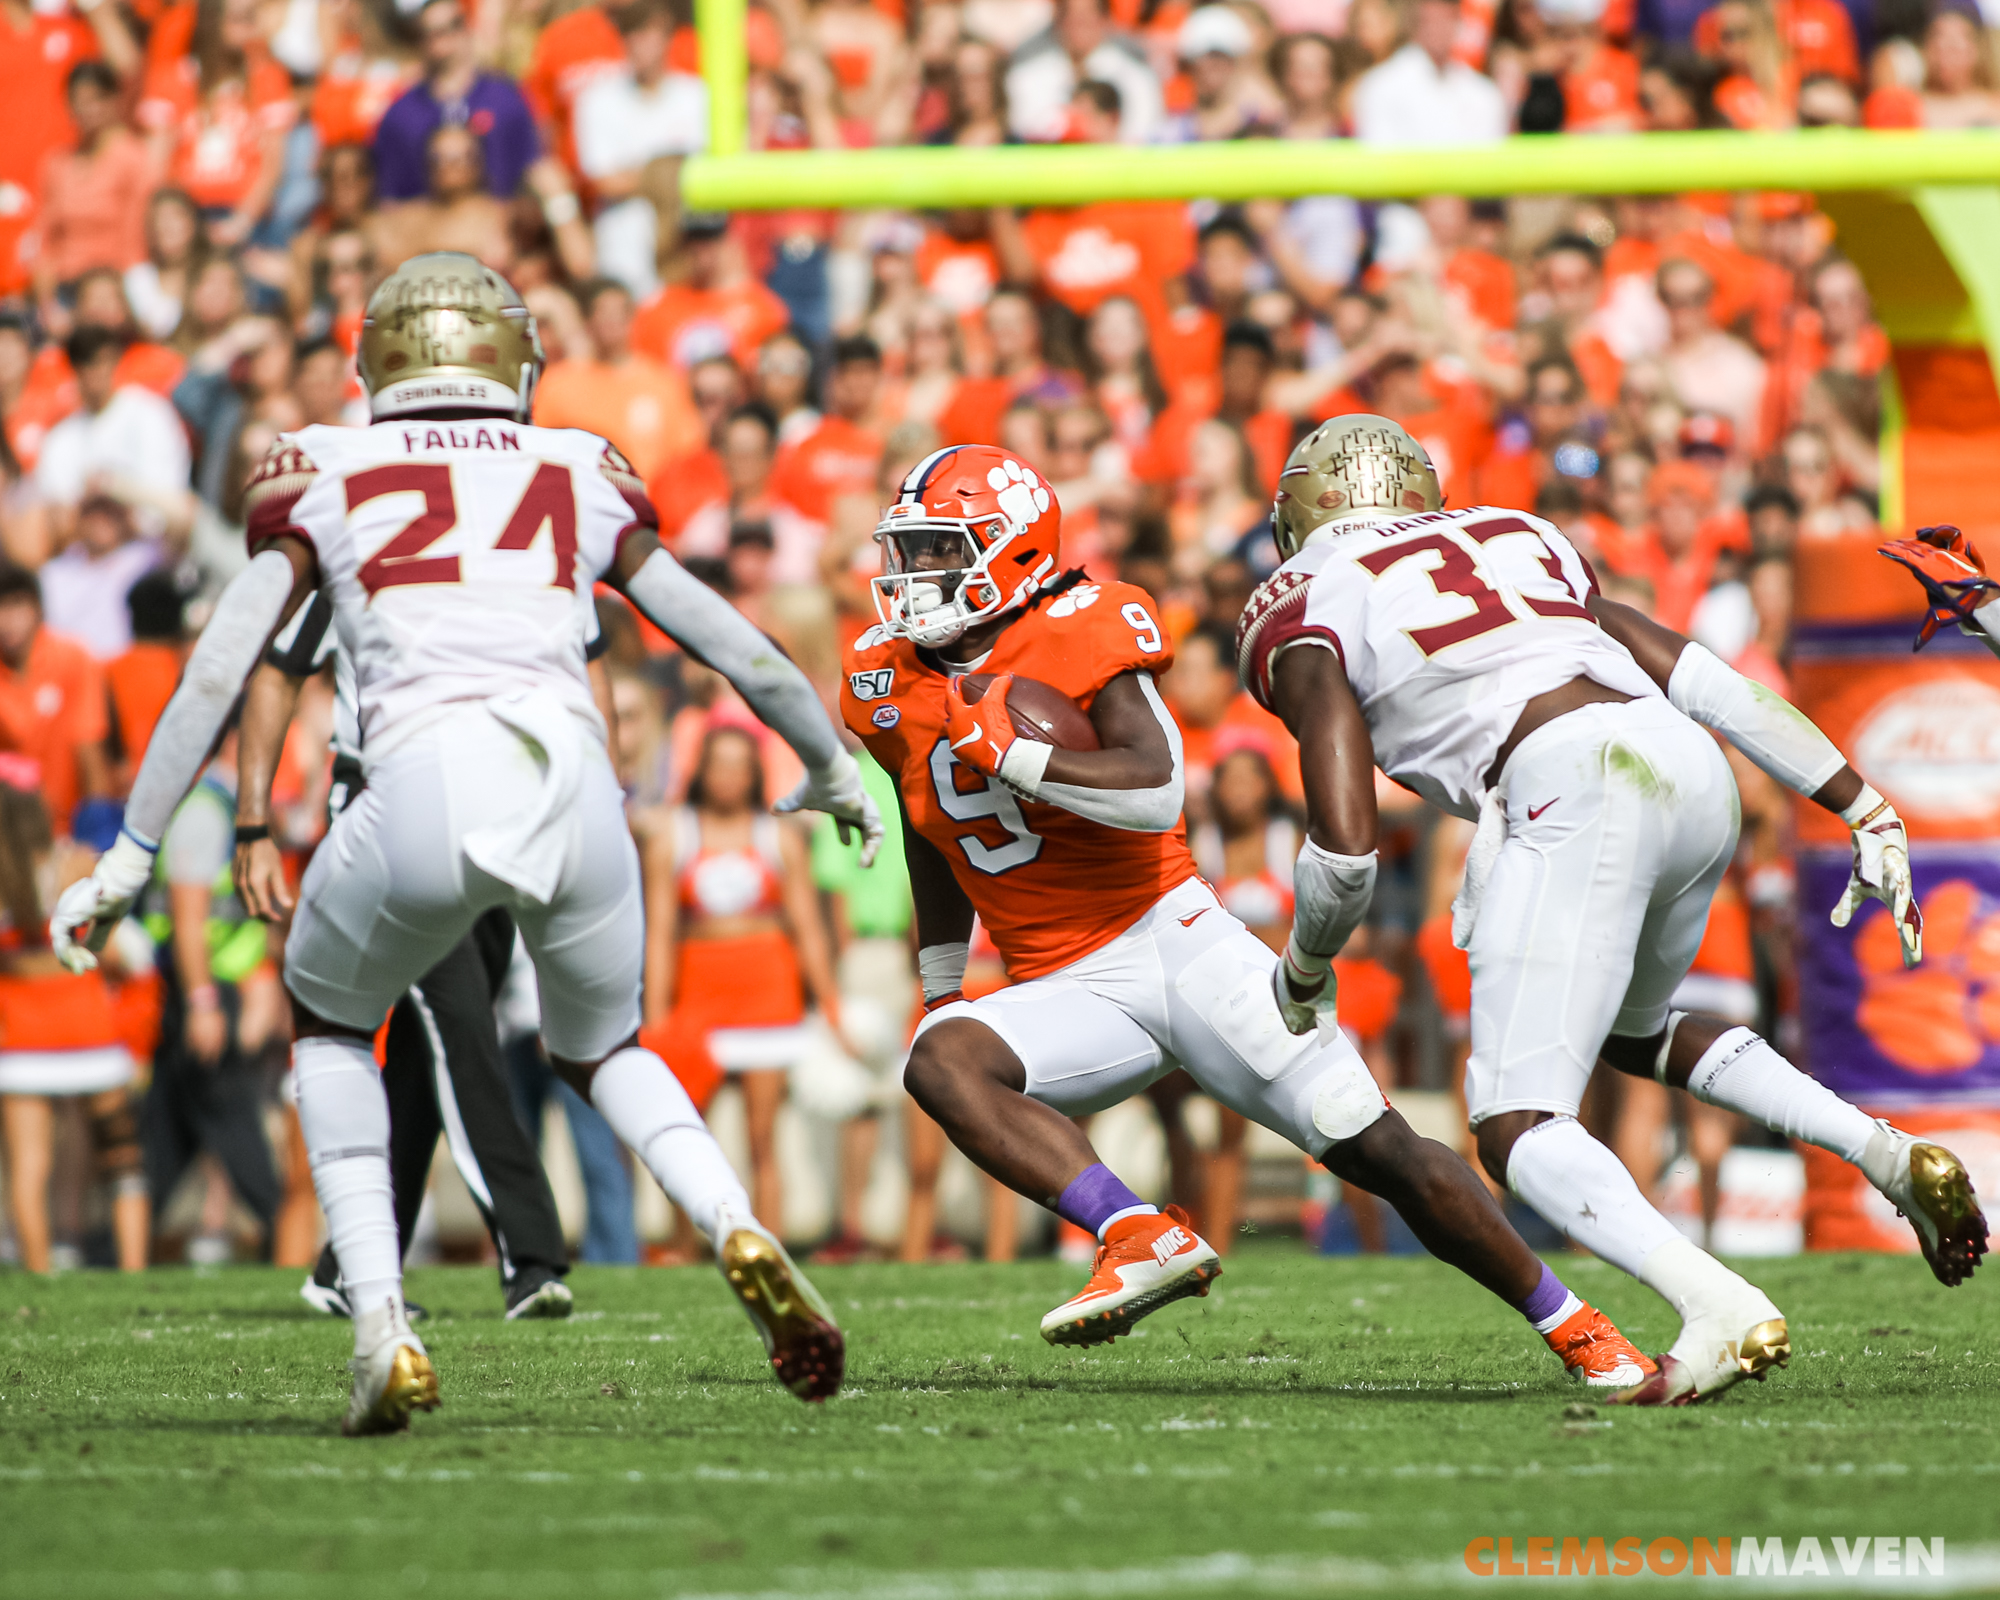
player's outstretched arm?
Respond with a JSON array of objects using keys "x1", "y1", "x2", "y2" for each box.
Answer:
[
  {"x1": 944, "y1": 669, "x2": 1183, "y2": 832},
  {"x1": 1265, "y1": 644, "x2": 1382, "y2": 1034},
  {"x1": 51, "y1": 539, "x2": 316, "y2": 972},
  {"x1": 611, "y1": 529, "x2": 883, "y2": 865},
  {"x1": 1592, "y1": 594, "x2": 1921, "y2": 966}
]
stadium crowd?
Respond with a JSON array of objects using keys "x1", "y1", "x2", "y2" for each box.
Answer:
[{"x1": 0, "y1": 0, "x2": 1925, "y2": 1273}]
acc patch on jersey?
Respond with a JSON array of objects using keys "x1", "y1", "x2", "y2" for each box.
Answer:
[
  {"x1": 871, "y1": 704, "x2": 900, "y2": 728},
  {"x1": 849, "y1": 667, "x2": 896, "y2": 701}
]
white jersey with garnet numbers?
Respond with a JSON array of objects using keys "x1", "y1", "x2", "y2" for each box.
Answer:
[
  {"x1": 243, "y1": 418, "x2": 651, "y2": 753},
  {"x1": 1236, "y1": 505, "x2": 1661, "y2": 820}
]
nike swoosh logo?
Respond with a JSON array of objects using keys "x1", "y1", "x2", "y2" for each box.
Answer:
[
  {"x1": 1179, "y1": 909, "x2": 1210, "y2": 927},
  {"x1": 1528, "y1": 798, "x2": 1559, "y2": 821}
]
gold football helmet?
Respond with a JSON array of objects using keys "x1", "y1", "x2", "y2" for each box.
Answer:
[
  {"x1": 357, "y1": 253, "x2": 543, "y2": 422},
  {"x1": 1272, "y1": 414, "x2": 1442, "y2": 559}
]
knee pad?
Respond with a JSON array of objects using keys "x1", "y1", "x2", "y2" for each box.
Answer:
[
  {"x1": 90, "y1": 1099, "x2": 143, "y2": 1178},
  {"x1": 1310, "y1": 1055, "x2": 1388, "y2": 1149}
]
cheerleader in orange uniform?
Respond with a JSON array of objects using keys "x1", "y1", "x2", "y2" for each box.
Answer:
[
  {"x1": 639, "y1": 725, "x2": 841, "y2": 1234},
  {"x1": 0, "y1": 777, "x2": 156, "y2": 1271}
]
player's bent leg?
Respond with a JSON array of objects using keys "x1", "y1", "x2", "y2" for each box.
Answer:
[
  {"x1": 1482, "y1": 1109, "x2": 1786, "y2": 1406},
  {"x1": 1332, "y1": 1110, "x2": 1654, "y2": 1390},
  {"x1": 554, "y1": 1040, "x2": 845, "y2": 1402},
  {"x1": 291, "y1": 997, "x2": 439, "y2": 1437},
  {"x1": 909, "y1": 988, "x2": 1221, "y2": 1346},
  {"x1": 1603, "y1": 1015, "x2": 1989, "y2": 1286}
]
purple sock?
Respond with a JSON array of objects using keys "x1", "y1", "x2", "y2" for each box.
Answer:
[
  {"x1": 1055, "y1": 1163, "x2": 1153, "y2": 1238},
  {"x1": 1513, "y1": 1262, "x2": 1574, "y2": 1326}
]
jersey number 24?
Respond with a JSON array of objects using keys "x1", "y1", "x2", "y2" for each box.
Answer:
[{"x1": 348, "y1": 462, "x2": 581, "y2": 596}]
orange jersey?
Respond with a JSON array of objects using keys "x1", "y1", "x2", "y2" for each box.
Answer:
[{"x1": 841, "y1": 580, "x2": 1198, "y2": 981}]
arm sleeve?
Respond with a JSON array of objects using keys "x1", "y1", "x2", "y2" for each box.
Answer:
[
  {"x1": 1666, "y1": 641, "x2": 1846, "y2": 799},
  {"x1": 619, "y1": 547, "x2": 844, "y2": 773},
  {"x1": 125, "y1": 549, "x2": 296, "y2": 845}
]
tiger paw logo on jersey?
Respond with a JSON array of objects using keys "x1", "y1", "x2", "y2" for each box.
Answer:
[
  {"x1": 1853, "y1": 880, "x2": 2000, "y2": 1072},
  {"x1": 1047, "y1": 584, "x2": 1100, "y2": 618},
  {"x1": 986, "y1": 458, "x2": 1051, "y2": 534}
]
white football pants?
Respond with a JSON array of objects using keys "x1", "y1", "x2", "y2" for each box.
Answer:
[
  {"x1": 285, "y1": 705, "x2": 643, "y2": 1063},
  {"x1": 916, "y1": 876, "x2": 1388, "y2": 1158},
  {"x1": 1463, "y1": 697, "x2": 1738, "y2": 1125}
]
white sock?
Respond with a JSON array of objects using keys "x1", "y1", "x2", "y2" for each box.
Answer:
[
  {"x1": 1530, "y1": 1291, "x2": 1585, "y2": 1336},
  {"x1": 589, "y1": 1046, "x2": 750, "y2": 1240},
  {"x1": 1682, "y1": 1027, "x2": 1876, "y2": 1164},
  {"x1": 1504, "y1": 1115, "x2": 1684, "y2": 1279},
  {"x1": 294, "y1": 1035, "x2": 401, "y2": 1334}
]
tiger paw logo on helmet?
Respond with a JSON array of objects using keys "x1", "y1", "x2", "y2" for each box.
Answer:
[
  {"x1": 1853, "y1": 879, "x2": 2000, "y2": 1071},
  {"x1": 986, "y1": 459, "x2": 1050, "y2": 533}
]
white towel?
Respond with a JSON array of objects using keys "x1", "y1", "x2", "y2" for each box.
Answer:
[
  {"x1": 1451, "y1": 780, "x2": 1509, "y2": 952},
  {"x1": 462, "y1": 689, "x2": 585, "y2": 905}
]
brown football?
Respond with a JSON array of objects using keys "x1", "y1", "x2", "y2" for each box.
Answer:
[{"x1": 959, "y1": 673, "x2": 1100, "y2": 751}]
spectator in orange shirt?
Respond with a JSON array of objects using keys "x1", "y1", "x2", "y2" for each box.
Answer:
[
  {"x1": 1864, "y1": 10, "x2": 2000, "y2": 129},
  {"x1": 631, "y1": 213, "x2": 793, "y2": 371},
  {"x1": 0, "y1": 0, "x2": 128, "y2": 300},
  {"x1": 1702, "y1": 0, "x2": 1795, "y2": 129},
  {"x1": 771, "y1": 336, "x2": 885, "y2": 529},
  {"x1": 679, "y1": 404, "x2": 826, "y2": 585},
  {"x1": 1617, "y1": 457, "x2": 1732, "y2": 631},
  {"x1": 646, "y1": 354, "x2": 743, "y2": 541},
  {"x1": 1693, "y1": 0, "x2": 1856, "y2": 85},
  {"x1": 0, "y1": 563, "x2": 111, "y2": 835},
  {"x1": 1164, "y1": 620, "x2": 1302, "y2": 814},
  {"x1": 32, "y1": 63, "x2": 157, "y2": 320},
  {"x1": 1521, "y1": 0, "x2": 1643, "y2": 132},
  {"x1": 535, "y1": 277, "x2": 703, "y2": 481},
  {"x1": 138, "y1": 0, "x2": 296, "y2": 248},
  {"x1": 1476, "y1": 356, "x2": 1593, "y2": 509},
  {"x1": 521, "y1": 0, "x2": 629, "y2": 175},
  {"x1": 937, "y1": 288, "x2": 1082, "y2": 445}
]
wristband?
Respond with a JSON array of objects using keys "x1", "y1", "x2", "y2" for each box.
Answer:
[
  {"x1": 541, "y1": 191, "x2": 581, "y2": 226},
  {"x1": 120, "y1": 824, "x2": 160, "y2": 854},
  {"x1": 996, "y1": 738, "x2": 1051, "y2": 798},
  {"x1": 1840, "y1": 782, "x2": 1892, "y2": 830},
  {"x1": 921, "y1": 990, "x2": 964, "y2": 1014},
  {"x1": 918, "y1": 940, "x2": 970, "y2": 1003},
  {"x1": 187, "y1": 984, "x2": 220, "y2": 1011},
  {"x1": 234, "y1": 824, "x2": 271, "y2": 846}
]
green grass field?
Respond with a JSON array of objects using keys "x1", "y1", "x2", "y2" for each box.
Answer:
[{"x1": 1, "y1": 1246, "x2": 1994, "y2": 1598}]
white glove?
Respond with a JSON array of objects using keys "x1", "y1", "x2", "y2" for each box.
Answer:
[
  {"x1": 774, "y1": 749, "x2": 884, "y2": 867},
  {"x1": 1829, "y1": 795, "x2": 1922, "y2": 967},
  {"x1": 50, "y1": 832, "x2": 157, "y2": 974},
  {"x1": 1273, "y1": 939, "x2": 1336, "y2": 1037}
]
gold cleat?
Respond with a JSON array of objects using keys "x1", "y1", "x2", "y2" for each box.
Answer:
[
  {"x1": 1864, "y1": 1123, "x2": 1991, "y2": 1287},
  {"x1": 718, "y1": 1224, "x2": 845, "y2": 1402},
  {"x1": 1736, "y1": 1317, "x2": 1791, "y2": 1381},
  {"x1": 342, "y1": 1340, "x2": 440, "y2": 1437}
]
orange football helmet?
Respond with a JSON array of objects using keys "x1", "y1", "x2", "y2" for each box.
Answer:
[{"x1": 872, "y1": 444, "x2": 1063, "y2": 647}]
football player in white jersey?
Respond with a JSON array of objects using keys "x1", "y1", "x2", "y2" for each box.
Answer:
[
  {"x1": 50, "y1": 254, "x2": 885, "y2": 1434},
  {"x1": 1242, "y1": 415, "x2": 1988, "y2": 1406}
]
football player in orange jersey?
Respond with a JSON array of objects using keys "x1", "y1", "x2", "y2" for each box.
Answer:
[{"x1": 842, "y1": 443, "x2": 1655, "y2": 1380}]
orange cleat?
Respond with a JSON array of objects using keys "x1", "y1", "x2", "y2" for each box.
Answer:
[
  {"x1": 1039, "y1": 1204, "x2": 1221, "y2": 1347},
  {"x1": 1543, "y1": 1303, "x2": 1656, "y2": 1390}
]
